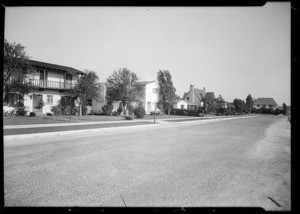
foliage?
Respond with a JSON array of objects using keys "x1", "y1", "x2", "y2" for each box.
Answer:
[
  {"x1": 125, "y1": 115, "x2": 134, "y2": 120},
  {"x1": 106, "y1": 68, "x2": 144, "y2": 115},
  {"x1": 202, "y1": 92, "x2": 216, "y2": 113},
  {"x1": 46, "y1": 113, "x2": 53, "y2": 116},
  {"x1": 170, "y1": 108, "x2": 202, "y2": 117},
  {"x1": 282, "y1": 102, "x2": 287, "y2": 115},
  {"x1": 102, "y1": 104, "x2": 113, "y2": 115},
  {"x1": 3, "y1": 40, "x2": 36, "y2": 101},
  {"x1": 51, "y1": 105, "x2": 62, "y2": 116},
  {"x1": 233, "y1": 98, "x2": 246, "y2": 113},
  {"x1": 82, "y1": 106, "x2": 88, "y2": 116},
  {"x1": 117, "y1": 103, "x2": 123, "y2": 115},
  {"x1": 157, "y1": 70, "x2": 177, "y2": 115},
  {"x1": 133, "y1": 106, "x2": 146, "y2": 118},
  {"x1": 15, "y1": 101, "x2": 28, "y2": 116},
  {"x1": 69, "y1": 69, "x2": 102, "y2": 116},
  {"x1": 215, "y1": 95, "x2": 226, "y2": 114},
  {"x1": 34, "y1": 95, "x2": 45, "y2": 110},
  {"x1": 29, "y1": 112, "x2": 36, "y2": 117},
  {"x1": 245, "y1": 94, "x2": 254, "y2": 113}
]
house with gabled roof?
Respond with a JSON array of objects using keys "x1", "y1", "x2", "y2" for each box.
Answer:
[
  {"x1": 4, "y1": 59, "x2": 84, "y2": 115},
  {"x1": 253, "y1": 98, "x2": 278, "y2": 110},
  {"x1": 182, "y1": 84, "x2": 206, "y2": 110}
]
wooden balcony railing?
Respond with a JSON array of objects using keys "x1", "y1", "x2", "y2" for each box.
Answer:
[{"x1": 29, "y1": 79, "x2": 75, "y2": 90}]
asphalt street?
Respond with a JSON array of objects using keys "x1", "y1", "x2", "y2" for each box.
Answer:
[{"x1": 4, "y1": 115, "x2": 290, "y2": 210}]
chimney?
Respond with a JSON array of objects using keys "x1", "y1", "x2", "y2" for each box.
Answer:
[{"x1": 190, "y1": 84, "x2": 194, "y2": 103}]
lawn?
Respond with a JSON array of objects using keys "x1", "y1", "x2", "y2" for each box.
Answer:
[{"x1": 3, "y1": 114, "x2": 200, "y2": 126}]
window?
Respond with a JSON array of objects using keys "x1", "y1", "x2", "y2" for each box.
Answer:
[
  {"x1": 181, "y1": 105, "x2": 184, "y2": 109},
  {"x1": 187, "y1": 97, "x2": 189, "y2": 101},
  {"x1": 152, "y1": 88, "x2": 158, "y2": 94},
  {"x1": 47, "y1": 95, "x2": 53, "y2": 105}
]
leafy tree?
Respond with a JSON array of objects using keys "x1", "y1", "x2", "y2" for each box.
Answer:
[
  {"x1": 3, "y1": 40, "x2": 36, "y2": 102},
  {"x1": 69, "y1": 69, "x2": 102, "y2": 116},
  {"x1": 233, "y1": 98, "x2": 246, "y2": 113},
  {"x1": 245, "y1": 94, "x2": 254, "y2": 113},
  {"x1": 157, "y1": 70, "x2": 177, "y2": 115},
  {"x1": 216, "y1": 94, "x2": 226, "y2": 113},
  {"x1": 106, "y1": 68, "x2": 144, "y2": 115},
  {"x1": 203, "y1": 92, "x2": 216, "y2": 113},
  {"x1": 282, "y1": 102, "x2": 287, "y2": 115}
]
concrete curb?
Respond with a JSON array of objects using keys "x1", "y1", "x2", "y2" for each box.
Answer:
[{"x1": 4, "y1": 123, "x2": 160, "y2": 141}]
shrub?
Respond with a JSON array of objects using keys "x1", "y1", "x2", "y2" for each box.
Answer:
[
  {"x1": 46, "y1": 113, "x2": 53, "y2": 116},
  {"x1": 82, "y1": 106, "x2": 88, "y2": 116},
  {"x1": 133, "y1": 106, "x2": 146, "y2": 118},
  {"x1": 125, "y1": 115, "x2": 133, "y2": 120},
  {"x1": 102, "y1": 104, "x2": 113, "y2": 115},
  {"x1": 15, "y1": 102, "x2": 28, "y2": 116},
  {"x1": 29, "y1": 112, "x2": 36, "y2": 117},
  {"x1": 112, "y1": 111, "x2": 119, "y2": 116},
  {"x1": 51, "y1": 105, "x2": 62, "y2": 116}
]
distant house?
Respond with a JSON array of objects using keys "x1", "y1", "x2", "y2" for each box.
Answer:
[
  {"x1": 182, "y1": 84, "x2": 206, "y2": 110},
  {"x1": 253, "y1": 98, "x2": 278, "y2": 110},
  {"x1": 173, "y1": 100, "x2": 188, "y2": 109},
  {"x1": 4, "y1": 59, "x2": 84, "y2": 115}
]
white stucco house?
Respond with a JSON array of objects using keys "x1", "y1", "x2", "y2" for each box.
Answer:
[
  {"x1": 182, "y1": 84, "x2": 206, "y2": 110},
  {"x1": 92, "y1": 80, "x2": 159, "y2": 115},
  {"x1": 4, "y1": 59, "x2": 84, "y2": 115}
]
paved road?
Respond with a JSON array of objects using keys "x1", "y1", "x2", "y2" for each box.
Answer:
[{"x1": 4, "y1": 115, "x2": 290, "y2": 210}]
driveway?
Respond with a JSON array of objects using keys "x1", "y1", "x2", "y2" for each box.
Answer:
[{"x1": 4, "y1": 115, "x2": 290, "y2": 210}]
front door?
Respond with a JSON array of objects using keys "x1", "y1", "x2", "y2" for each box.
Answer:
[{"x1": 33, "y1": 94, "x2": 43, "y2": 114}]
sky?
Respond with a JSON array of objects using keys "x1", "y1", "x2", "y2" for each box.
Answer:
[{"x1": 4, "y1": 3, "x2": 291, "y2": 105}]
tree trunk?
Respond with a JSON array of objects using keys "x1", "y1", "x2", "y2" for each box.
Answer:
[
  {"x1": 167, "y1": 108, "x2": 171, "y2": 115},
  {"x1": 79, "y1": 103, "x2": 82, "y2": 116}
]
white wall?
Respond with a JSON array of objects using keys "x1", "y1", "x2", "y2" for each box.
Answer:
[
  {"x1": 144, "y1": 82, "x2": 159, "y2": 114},
  {"x1": 47, "y1": 71, "x2": 64, "y2": 82},
  {"x1": 24, "y1": 90, "x2": 69, "y2": 114},
  {"x1": 173, "y1": 100, "x2": 188, "y2": 109}
]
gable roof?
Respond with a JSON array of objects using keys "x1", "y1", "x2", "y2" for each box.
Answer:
[
  {"x1": 182, "y1": 87, "x2": 205, "y2": 101},
  {"x1": 254, "y1": 98, "x2": 277, "y2": 106},
  {"x1": 28, "y1": 59, "x2": 84, "y2": 75}
]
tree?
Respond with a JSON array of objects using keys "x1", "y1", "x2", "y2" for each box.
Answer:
[
  {"x1": 215, "y1": 95, "x2": 226, "y2": 113},
  {"x1": 69, "y1": 69, "x2": 102, "y2": 116},
  {"x1": 203, "y1": 92, "x2": 216, "y2": 113},
  {"x1": 157, "y1": 70, "x2": 177, "y2": 115},
  {"x1": 3, "y1": 40, "x2": 36, "y2": 102},
  {"x1": 245, "y1": 94, "x2": 254, "y2": 113},
  {"x1": 106, "y1": 68, "x2": 144, "y2": 115},
  {"x1": 282, "y1": 102, "x2": 287, "y2": 115},
  {"x1": 233, "y1": 98, "x2": 246, "y2": 113}
]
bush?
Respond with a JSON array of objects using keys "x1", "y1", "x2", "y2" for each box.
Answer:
[
  {"x1": 125, "y1": 115, "x2": 133, "y2": 120},
  {"x1": 29, "y1": 112, "x2": 36, "y2": 117},
  {"x1": 51, "y1": 105, "x2": 62, "y2": 116},
  {"x1": 133, "y1": 106, "x2": 146, "y2": 118},
  {"x1": 112, "y1": 111, "x2": 119, "y2": 116},
  {"x1": 46, "y1": 113, "x2": 53, "y2": 116},
  {"x1": 102, "y1": 104, "x2": 113, "y2": 115},
  {"x1": 15, "y1": 102, "x2": 28, "y2": 116}
]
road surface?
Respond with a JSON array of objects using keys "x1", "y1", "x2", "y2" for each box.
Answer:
[{"x1": 4, "y1": 115, "x2": 290, "y2": 210}]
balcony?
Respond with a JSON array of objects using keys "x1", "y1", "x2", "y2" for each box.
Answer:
[{"x1": 29, "y1": 79, "x2": 75, "y2": 90}]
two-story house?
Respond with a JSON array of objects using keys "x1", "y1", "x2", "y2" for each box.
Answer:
[
  {"x1": 4, "y1": 59, "x2": 84, "y2": 115},
  {"x1": 182, "y1": 84, "x2": 206, "y2": 110}
]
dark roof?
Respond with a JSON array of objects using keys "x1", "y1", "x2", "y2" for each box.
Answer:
[
  {"x1": 182, "y1": 88, "x2": 205, "y2": 100},
  {"x1": 254, "y1": 98, "x2": 277, "y2": 106},
  {"x1": 138, "y1": 81, "x2": 156, "y2": 85},
  {"x1": 28, "y1": 59, "x2": 84, "y2": 75}
]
